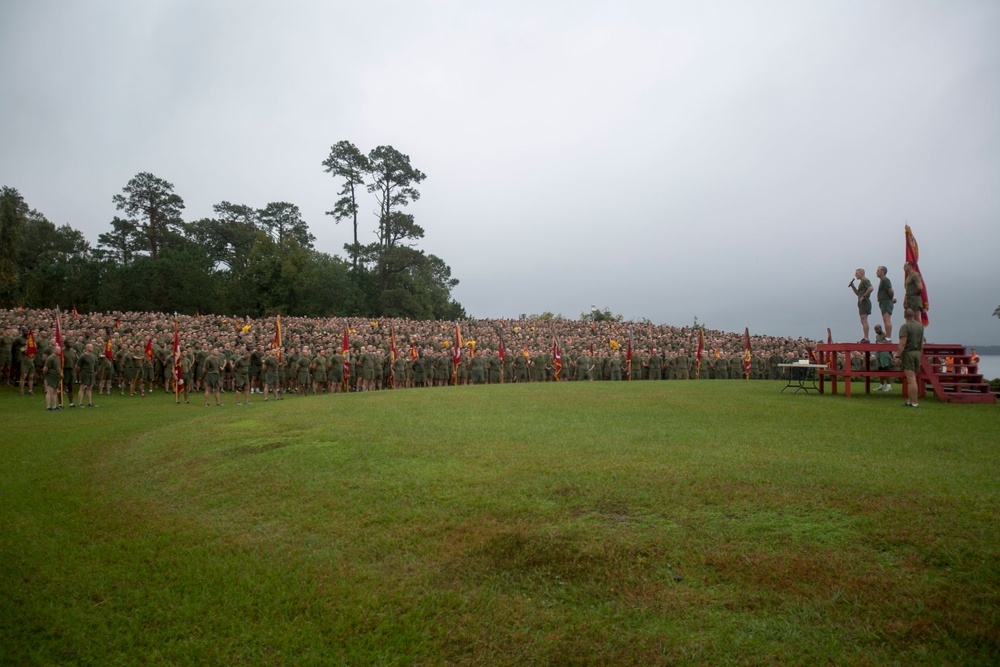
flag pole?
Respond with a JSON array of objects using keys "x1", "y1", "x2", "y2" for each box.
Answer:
[
  {"x1": 55, "y1": 306, "x2": 65, "y2": 408},
  {"x1": 174, "y1": 312, "x2": 180, "y2": 404}
]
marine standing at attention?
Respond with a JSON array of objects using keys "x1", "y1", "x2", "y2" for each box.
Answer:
[
  {"x1": 903, "y1": 261, "x2": 924, "y2": 319},
  {"x1": 875, "y1": 265, "x2": 896, "y2": 340},
  {"x1": 895, "y1": 308, "x2": 925, "y2": 408}
]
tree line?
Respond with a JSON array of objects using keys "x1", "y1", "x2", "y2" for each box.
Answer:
[{"x1": 0, "y1": 141, "x2": 465, "y2": 320}]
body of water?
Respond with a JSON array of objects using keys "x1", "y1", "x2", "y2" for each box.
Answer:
[{"x1": 975, "y1": 354, "x2": 1000, "y2": 382}]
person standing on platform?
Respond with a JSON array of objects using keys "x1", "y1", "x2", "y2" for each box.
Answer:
[
  {"x1": 873, "y1": 325, "x2": 893, "y2": 391},
  {"x1": 850, "y1": 268, "x2": 873, "y2": 343},
  {"x1": 903, "y1": 262, "x2": 924, "y2": 319},
  {"x1": 895, "y1": 308, "x2": 924, "y2": 408},
  {"x1": 876, "y1": 265, "x2": 896, "y2": 340}
]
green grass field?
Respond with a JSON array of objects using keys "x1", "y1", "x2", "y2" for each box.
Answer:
[{"x1": 2, "y1": 382, "x2": 998, "y2": 665}]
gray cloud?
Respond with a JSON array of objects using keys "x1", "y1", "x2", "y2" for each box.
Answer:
[{"x1": 2, "y1": 0, "x2": 997, "y2": 343}]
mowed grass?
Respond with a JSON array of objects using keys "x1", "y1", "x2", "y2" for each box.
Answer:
[{"x1": 1, "y1": 382, "x2": 998, "y2": 665}]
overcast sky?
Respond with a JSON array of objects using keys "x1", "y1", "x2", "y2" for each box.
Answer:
[{"x1": 2, "y1": 0, "x2": 998, "y2": 344}]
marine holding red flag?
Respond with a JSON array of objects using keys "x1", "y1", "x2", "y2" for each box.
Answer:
[
  {"x1": 25, "y1": 329, "x2": 37, "y2": 360},
  {"x1": 904, "y1": 225, "x2": 930, "y2": 326},
  {"x1": 54, "y1": 306, "x2": 65, "y2": 407},
  {"x1": 342, "y1": 321, "x2": 351, "y2": 390},
  {"x1": 452, "y1": 323, "x2": 462, "y2": 384},
  {"x1": 743, "y1": 327, "x2": 752, "y2": 379},
  {"x1": 552, "y1": 338, "x2": 563, "y2": 381},
  {"x1": 173, "y1": 315, "x2": 183, "y2": 401},
  {"x1": 389, "y1": 324, "x2": 399, "y2": 388},
  {"x1": 272, "y1": 314, "x2": 283, "y2": 365},
  {"x1": 626, "y1": 325, "x2": 633, "y2": 380},
  {"x1": 498, "y1": 320, "x2": 506, "y2": 378},
  {"x1": 695, "y1": 328, "x2": 704, "y2": 379}
]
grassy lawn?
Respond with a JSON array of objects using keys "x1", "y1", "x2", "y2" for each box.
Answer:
[{"x1": 2, "y1": 382, "x2": 998, "y2": 665}]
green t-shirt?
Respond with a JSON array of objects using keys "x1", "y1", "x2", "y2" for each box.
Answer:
[
  {"x1": 877, "y1": 276, "x2": 892, "y2": 302},
  {"x1": 857, "y1": 278, "x2": 872, "y2": 303},
  {"x1": 899, "y1": 320, "x2": 924, "y2": 352}
]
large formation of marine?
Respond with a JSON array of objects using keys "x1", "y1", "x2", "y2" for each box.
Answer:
[{"x1": 1, "y1": 309, "x2": 819, "y2": 404}]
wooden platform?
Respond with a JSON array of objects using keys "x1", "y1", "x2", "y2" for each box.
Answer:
[
  {"x1": 816, "y1": 342, "x2": 995, "y2": 404},
  {"x1": 816, "y1": 342, "x2": 905, "y2": 398}
]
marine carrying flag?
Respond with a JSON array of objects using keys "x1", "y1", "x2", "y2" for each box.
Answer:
[
  {"x1": 272, "y1": 314, "x2": 283, "y2": 365},
  {"x1": 498, "y1": 320, "x2": 506, "y2": 371},
  {"x1": 552, "y1": 337, "x2": 562, "y2": 381},
  {"x1": 626, "y1": 325, "x2": 634, "y2": 380},
  {"x1": 55, "y1": 306, "x2": 65, "y2": 406},
  {"x1": 342, "y1": 320, "x2": 351, "y2": 390},
  {"x1": 25, "y1": 329, "x2": 37, "y2": 360},
  {"x1": 54, "y1": 306, "x2": 64, "y2": 363},
  {"x1": 497, "y1": 320, "x2": 507, "y2": 384},
  {"x1": 173, "y1": 315, "x2": 183, "y2": 397},
  {"x1": 389, "y1": 324, "x2": 398, "y2": 388},
  {"x1": 695, "y1": 328, "x2": 704, "y2": 379},
  {"x1": 104, "y1": 336, "x2": 114, "y2": 361},
  {"x1": 452, "y1": 323, "x2": 462, "y2": 384},
  {"x1": 905, "y1": 225, "x2": 930, "y2": 326},
  {"x1": 743, "y1": 327, "x2": 752, "y2": 379}
]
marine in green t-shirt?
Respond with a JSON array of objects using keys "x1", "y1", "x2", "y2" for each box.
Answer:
[{"x1": 851, "y1": 268, "x2": 874, "y2": 342}]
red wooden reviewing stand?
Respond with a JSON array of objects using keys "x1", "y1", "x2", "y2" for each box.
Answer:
[{"x1": 816, "y1": 342, "x2": 995, "y2": 404}]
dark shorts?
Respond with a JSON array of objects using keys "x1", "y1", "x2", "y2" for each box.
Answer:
[
  {"x1": 902, "y1": 350, "x2": 921, "y2": 372},
  {"x1": 905, "y1": 296, "x2": 923, "y2": 312},
  {"x1": 879, "y1": 299, "x2": 894, "y2": 315},
  {"x1": 204, "y1": 373, "x2": 220, "y2": 388},
  {"x1": 858, "y1": 299, "x2": 872, "y2": 316}
]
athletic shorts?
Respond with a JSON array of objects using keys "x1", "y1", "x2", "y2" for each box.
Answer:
[
  {"x1": 878, "y1": 299, "x2": 894, "y2": 315},
  {"x1": 902, "y1": 350, "x2": 921, "y2": 373},
  {"x1": 858, "y1": 300, "x2": 872, "y2": 316}
]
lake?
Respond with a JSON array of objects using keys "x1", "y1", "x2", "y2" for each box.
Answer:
[{"x1": 976, "y1": 354, "x2": 1000, "y2": 382}]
